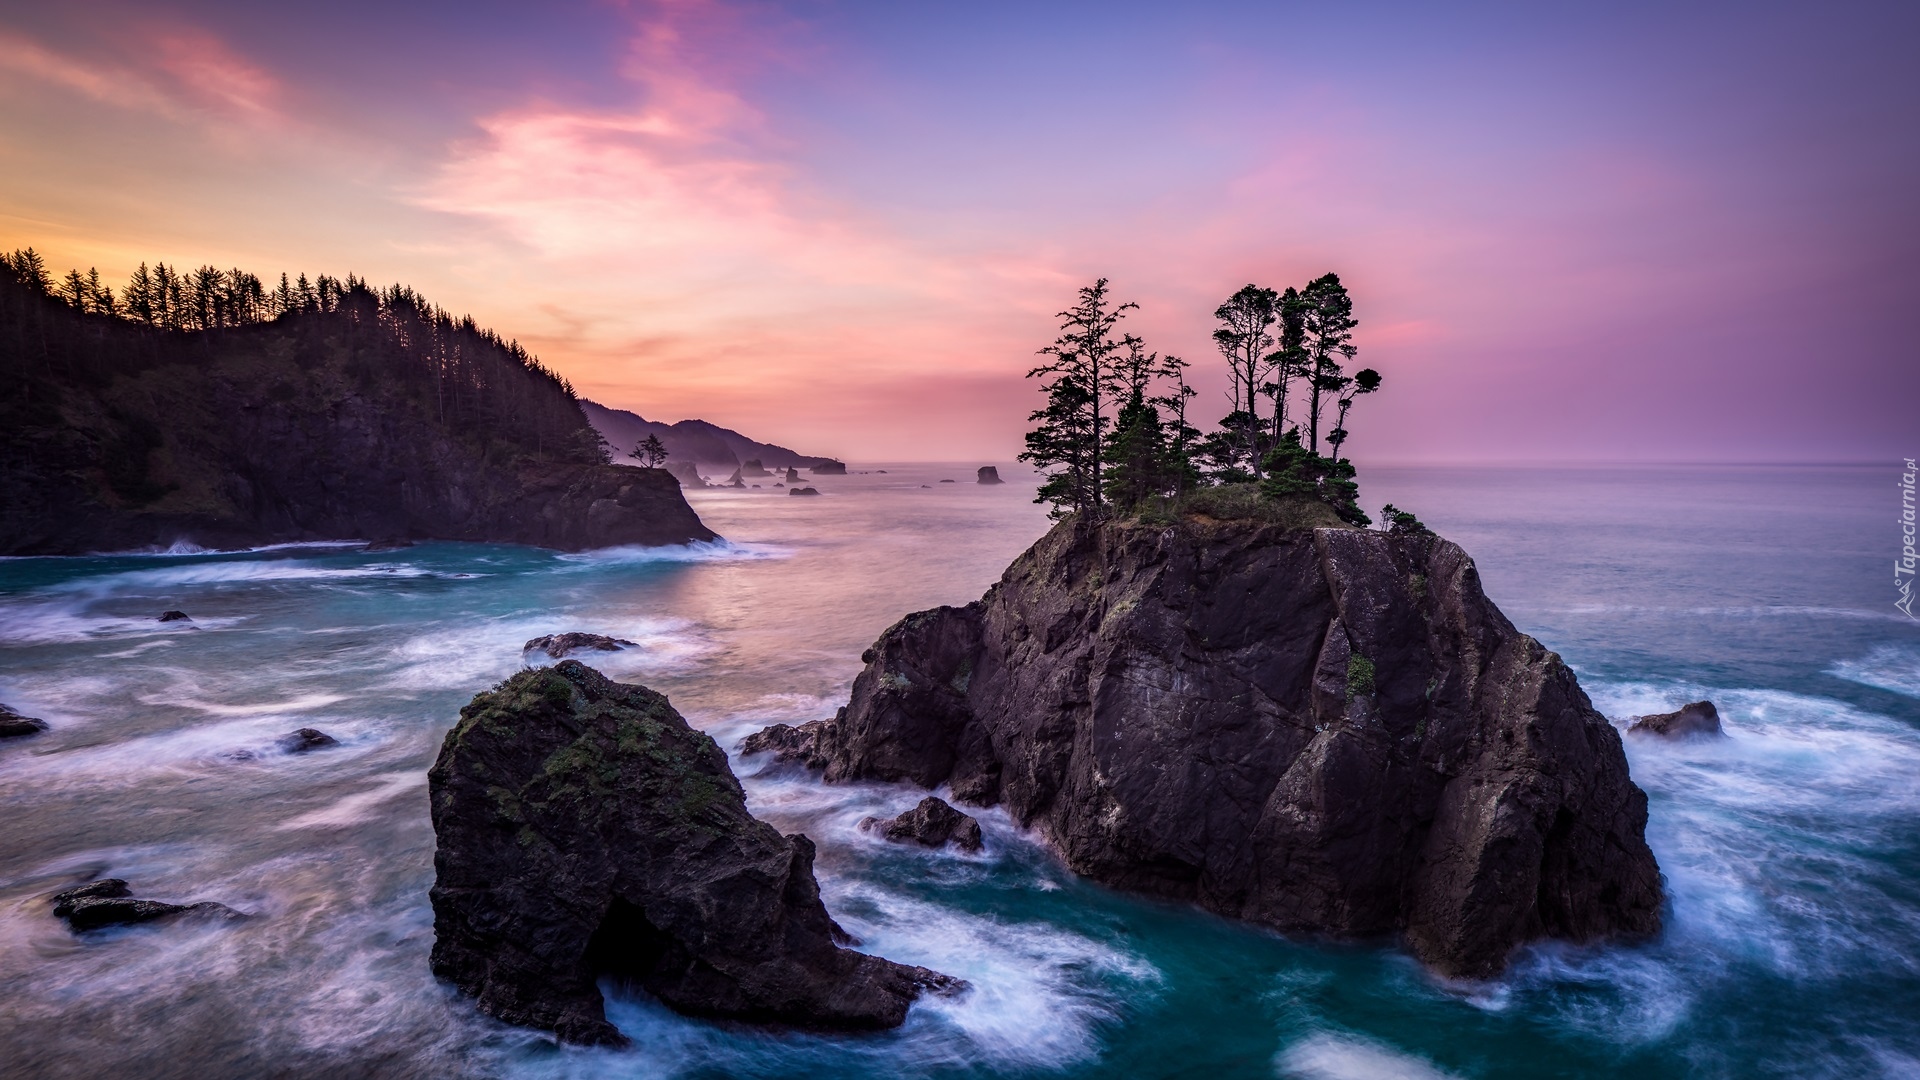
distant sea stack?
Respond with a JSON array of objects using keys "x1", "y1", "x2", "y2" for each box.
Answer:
[
  {"x1": 0, "y1": 267, "x2": 714, "y2": 554},
  {"x1": 428, "y1": 662, "x2": 960, "y2": 1045},
  {"x1": 812, "y1": 460, "x2": 848, "y2": 475},
  {"x1": 977, "y1": 466, "x2": 1004, "y2": 485},
  {"x1": 663, "y1": 460, "x2": 707, "y2": 488},
  {"x1": 747, "y1": 514, "x2": 1663, "y2": 978}
]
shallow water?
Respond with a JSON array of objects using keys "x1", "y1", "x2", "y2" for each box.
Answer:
[{"x1": 0, "y1": 463, "x2": 1915, "y2": 1079}]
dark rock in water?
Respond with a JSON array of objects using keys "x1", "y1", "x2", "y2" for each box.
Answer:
[
  {"x1": 976, "y1": 467, "x2": 1004, "y2": 485},
  {"x1": 812, "y1": 460, "x2": 848, "y2": 475},
  {"x1": 157, "y1": 610, "x2": 192, "y2": 622},
  {"x1": 725, "y1": 467, "x2": 747, "y2": 488},
  {"x1": 786, "y1": 467, "x2": 801, "y2": 483},
  {"x1": 939, "y1": 479, "x2": 955, "y2": 483},
  {"x1": 876, "y1": 470, "x2": 888, "y2": 474},
  {"x1": 663, "y1": 460, "x2": 708, "y2": 489},
  {"x1": 0, "y1": 704, "x2": 49, "y2": 739},
  {"x1": 861, "y1": 797, "x2": 983, "y2": 853},
  {"x1": 741, "y1": 458, "x2": 772, "y2": 478},
  {"x1": 750, "y1": 517, "x2": 1663, "y2": 979},
  {"x1": 790, "y1": 487, "x2": 821, "y2": 497},
  {"x1": 740, "y1": 721, "x2": 827, "y2": 764},
  {"x1": 278, "y1": 728, "x2": 339, "y2": 754},
  {"x1": 428, "y1": 661, "x2": 962, "y2": 1046},
  {"x1": 1628, "y1": 700, "x2": 1724, "y2": 740},
  {"x1": 51, "y1": 879, "x2": 246, "y2": 931},
  {"x1": 364, "y1": 538, "x2": 415, "y2": 552},
  {"x1": 523, "y1": 632, "x2": 638, "y2": 659}
]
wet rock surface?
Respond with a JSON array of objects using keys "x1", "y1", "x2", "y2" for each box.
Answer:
[
  {"x1": 51, "y1": 879, "x2": 247, "y2": 931},
  {"x1": 0, "y1": 704, "x2": 49, "y2": 739},
  {"x1": 1628, "y1": 700, "x2": 1724, "y2": 740},
  {"x1": 752, "y1": 516, "x2": 1664, "y2": 978},
  {"x1": 277, "y1": 728, "x2": 339, "y2": 753},
  {"x1": 861, "y1": 797, "x2": 983, "y2": 853},
  {"x1": 157, "y1": 610, "x2": 192, "y2": 622},
  {"x1": 523, "y1": 632, "x2": 638, "y2": 659},
  {"x1": 428, "y1": 661, "x2": 961, "y2": 1046}
]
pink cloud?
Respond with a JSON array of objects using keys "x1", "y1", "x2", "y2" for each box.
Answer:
[{"x1": 153, "y1": 29, "x2": 283, "y2": 121}]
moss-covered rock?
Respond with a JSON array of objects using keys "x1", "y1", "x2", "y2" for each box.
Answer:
[{"x1": 428, "y1": 661, "x2": 959, "y2": 1046}]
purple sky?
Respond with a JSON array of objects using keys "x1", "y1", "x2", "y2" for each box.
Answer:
[{"x1": 1, "y1": 0, "x2": 1913, "y2": 462}]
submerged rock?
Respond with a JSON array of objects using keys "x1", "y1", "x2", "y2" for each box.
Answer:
[
  {"x1": 976, "y1": 467, "x2": 1004, "y2": 485},
  {"x1": 523, "y1": 632, "x2": 638, "y2": 659},
  {"x1": 751, "y1": 516, "x2": 1663, "y2": 978},
  {"x1": 861, "y1": 797, "x2": 983, "y2": 853},
  {"x1": 428, "y1": 661, "x2": 961, "y2": 1046},
  {"x1": 0, "y1": 704, "x2": 49, "y2": 739},
  {"x1": 364, "y1": 538, "x2": 415, "y2": 552},
  {"x1": 277, "y1": 728, "x2": 339, "y2": 754},
  {"x1": 1628, "y1": 700, "x2": 1724, "y2": 740},
  {"x1": 51, "y1": 879, "x2": 246, "y2": 931},
  {"x1": 157, "y1": 610, "x2": 192, "y2": 622},
  {"x1": 790, "y1": 487, "x2": 821, "y2": 497}
]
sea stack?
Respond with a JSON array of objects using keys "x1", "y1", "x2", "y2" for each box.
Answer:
[
  {"x1": 812, "y1": 460, "x2": 848, "y2": 475},
  {"x1": 428, "y1": 661, "x2": 959, "y2": 1046},
  {"x1": 976, "y1": 466, "x2": 1004, "y2": 485},
  {"x1": 747, "y1": 514, "x2": 1663, "y2": 978},
  {"x1": 1629, "y1": 700, "x2": 1724, "y2": 739}
]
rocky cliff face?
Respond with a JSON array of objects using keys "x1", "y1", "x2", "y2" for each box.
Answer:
[
  {"x1": 429, "y1": 661, "x2": 957, "y2": 1046},
  {"x1": 748, "y1": 517, "x2": 1663, "y2": 978}
]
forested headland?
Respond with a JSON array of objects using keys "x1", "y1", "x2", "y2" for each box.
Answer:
[{"x1": 0, "y1": 248, "x2": 709, "y2": 553}]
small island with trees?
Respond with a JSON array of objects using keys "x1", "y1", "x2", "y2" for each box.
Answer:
[{"x1": 1021, "y1": 274, "x2": 1396, "y2": 531}]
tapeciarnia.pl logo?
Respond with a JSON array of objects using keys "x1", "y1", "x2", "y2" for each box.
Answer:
[{"x1": 1900, "y1": 457, "x2": 1917, "y2": 619}]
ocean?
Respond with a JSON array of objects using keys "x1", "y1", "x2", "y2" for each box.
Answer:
[{"x1": 0, "y1": 463, "x2": 1914, "y2": 1079}]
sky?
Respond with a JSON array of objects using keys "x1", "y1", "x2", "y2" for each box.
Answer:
[{"x1": 1, "y1": 0, "x2": 1913, "y2": 464}]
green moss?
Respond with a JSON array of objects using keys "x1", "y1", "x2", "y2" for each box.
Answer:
[
  {"x1": 1178, "y1": 485, "x2": 1350, "y2": 530},
  {"x1": 1347, "y1": 655, "x2": 1376, "y2": 700},
  {"x1": 1409, "y1": 574, "x2": 1427, "y2": 601}
]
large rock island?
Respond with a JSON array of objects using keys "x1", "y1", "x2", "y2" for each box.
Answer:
[
  {"x1": 747, "y1": 514, "x2": 1664, "y2": 977},
  {"x1": 0, "y1": 266, "x2": 713, "y2": 553},
  {"x1": 429, "y1": 661, "x2": 957, "y2": 1046}
]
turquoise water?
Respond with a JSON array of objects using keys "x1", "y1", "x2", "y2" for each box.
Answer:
[{"x1": 0, "y1": 464, "x2": 1914, "y2": 1079}]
